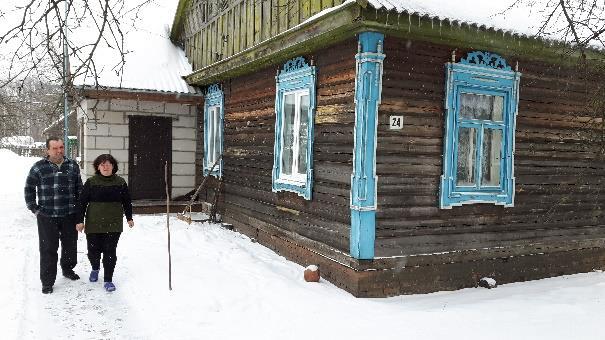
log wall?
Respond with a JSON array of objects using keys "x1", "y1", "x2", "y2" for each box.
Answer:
[
  {"x1": 196, "y1": 39, "x2": 358, "y2": 252},
  {"x1": 189, "y1": 34, "x2": 605, "y2": 296},
  {"x1": 376, "y1": 36, "x2": 605, "y2": 257}
]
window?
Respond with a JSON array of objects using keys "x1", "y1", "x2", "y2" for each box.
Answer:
[
  {"x1": 440, "y1": 51, "x2": 521, "y2": 208},
  {"x1": 204, "y1": 84, "x2": 224, "y2": 177},
  {"x1": 273, "y1": 57, "x2": 316, "y2": 199},
  {"x1": 280, "y1": 90, "x2": 310, "y2": 183}
]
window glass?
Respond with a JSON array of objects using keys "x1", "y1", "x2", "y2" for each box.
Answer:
[
  {"x1": 460, "y1": 93, "x2": 504, "y2": 121},
  {"x1": 482, "y1": 129, "x2": 502, "y2": 186},
  {"x1": 297, "y1": 94, "x2": 309, "y2": 175},
  {"x1": 212, "y1": 106, "x2": 221, "y2": 164},
  {"x1": 208, "y1": 107, "x2": 215, "y2": 164},
  {"x1": 207, "y1": 106, "x2": 217, "y2": 165},
  {"x1": 456, "y1": 127, "x2": 477, "y2": 186},
  {"x1": 281, "y1": 94, "x2": 296, "y2": 176},
  {"x1": 457, "y1": 93, "x2": 505, "y2": 188}
]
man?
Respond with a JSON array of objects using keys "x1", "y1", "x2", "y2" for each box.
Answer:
[{"x1": 24, "y1": 137, "x2": 82, "y2": 294}]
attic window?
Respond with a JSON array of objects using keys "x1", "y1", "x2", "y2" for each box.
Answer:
[
  {"x1": 440, "y1": 51, "x2": 521, "y2": 208},
  {"x1": 272, "y1": 57, "x2": 316, "y2": 200}
]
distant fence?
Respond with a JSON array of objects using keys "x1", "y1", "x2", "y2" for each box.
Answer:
[{"x1": 1, "y1": 145, "x2": 46, "y2": 157}]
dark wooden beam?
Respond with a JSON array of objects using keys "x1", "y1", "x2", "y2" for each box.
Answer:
[{"x1": 81, "y1": 87, "x2": 203, "y2": 104}]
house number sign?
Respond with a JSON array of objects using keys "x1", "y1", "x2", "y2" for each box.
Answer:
[{"x1": 389, "y1": 115, "x2": 403, "y2": 130}]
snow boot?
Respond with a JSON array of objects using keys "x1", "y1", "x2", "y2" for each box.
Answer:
[
  {"x1": 62, "y1": 270, "x2": 80, "y2": 281},
  {"x1": 104, "y1": 282, "x2": 116, "y2": 292},
  {"x1": 89, "y1": 270, "x2": 99, "y2": 282}
]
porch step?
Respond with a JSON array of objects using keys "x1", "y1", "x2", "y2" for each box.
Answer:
[{"x1": 132, "y1": 200, "x2": 205, "y2": 214}]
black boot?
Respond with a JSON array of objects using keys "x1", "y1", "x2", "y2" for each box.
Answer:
[
  {"x1": 62, "y1": 270, "x2": 80, "y2": 280},
  {"x1": 42, "y1": 285, "x2": 53, "y2": 294}
]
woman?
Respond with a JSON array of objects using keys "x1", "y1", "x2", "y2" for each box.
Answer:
[{"x1": 76, "y1": 154, "x2": 134, "y2": 292}]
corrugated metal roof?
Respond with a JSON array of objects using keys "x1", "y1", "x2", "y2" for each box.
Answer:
[
  {"x1": 363, "y1": 0, "x2": 552, "y2": 39},
  {"x1": 75, "y1": 3, "x2": 198, "y2": 94}
]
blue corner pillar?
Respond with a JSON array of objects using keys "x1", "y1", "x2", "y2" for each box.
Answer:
[{"x1": 350, "y1": 32, "x2": 385, "y2": 259}]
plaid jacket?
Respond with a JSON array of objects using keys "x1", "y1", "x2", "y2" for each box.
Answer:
[{"x1": 24, "y1": 157, "x2": 83, "y2": 217}]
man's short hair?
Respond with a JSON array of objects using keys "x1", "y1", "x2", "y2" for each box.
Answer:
[{"x1": 46, "y1": 137, "x2": 64, "y2": 149}]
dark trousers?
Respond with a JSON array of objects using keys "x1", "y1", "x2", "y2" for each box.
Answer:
[
  {"x1": 37, "y1": 213, "x2": 78, "y2": 287},
  {"x1": 86, "y1": 232, "x2": 121, "y2": 282}
]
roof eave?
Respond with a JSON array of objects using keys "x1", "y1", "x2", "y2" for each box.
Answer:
[
  {"x1": 79, "y1": 85, "x2": 203, "y2": 104},
  {"x1": 170, "y1": 0, "x2": 192, "y2": 43},
  {"x1": 183, "y1": 2, "x2": 605, "y2": 87},
  {"x1": 358, "y1": 7, "x2": 604, "y2": 66}
]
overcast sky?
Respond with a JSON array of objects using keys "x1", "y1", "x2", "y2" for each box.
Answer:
[{"x1": 0, "y1": 0, "x2": 177, "y2": 83}]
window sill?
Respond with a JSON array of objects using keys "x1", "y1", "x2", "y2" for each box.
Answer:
[{"x1": 275, "y1": 177, "x2": 306, "y2": 187}]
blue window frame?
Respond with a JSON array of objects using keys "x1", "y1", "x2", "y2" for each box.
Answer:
[
  {"x1": 204, "y1": 84, "x2": 224, "y2": 177},
  {"x1": 272, "y1": 56, "x2": 316, "y2": 200},
  {"x1": 440, "y1": 51, "x2": 521, "y2": 208}
]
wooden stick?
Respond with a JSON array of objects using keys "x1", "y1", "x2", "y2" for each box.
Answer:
[
  {"x1": 165, "y1": 161, "x2": 172, "y2": 291},
  {"x1": 180, "y1": 155, "x2": 222, "y2": 216}
]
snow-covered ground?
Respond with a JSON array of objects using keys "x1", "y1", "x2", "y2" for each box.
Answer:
[{"x1": 1, "y1": 148, "x2": 604, "y2": 340}]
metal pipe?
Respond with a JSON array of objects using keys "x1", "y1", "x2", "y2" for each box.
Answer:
[{"x1": 63, "y1": 0, "x2": 69, "y2": 156}]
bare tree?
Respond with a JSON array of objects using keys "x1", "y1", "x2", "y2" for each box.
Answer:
[
  {"x1": 504, "y1": 1, "x2": 605, "y2": 54},
  {"x1": 1, "y1": 0, "x2": 156, "y2": 87},
  {"x1": 541, "y1": 1, "x2": 603, "y2": 50},
  {"x1": 508, "y1": 1, "x2": 605, "y2": 125},
  {"x1": 543, "y1": 0, "x2": 605, "y2": 154},
  {"x1": 0, "y1": 0, "x2": 155, "y2": 139},
  {"x1": 0, "y1": 79, "x2": 61, "y2": 139}
]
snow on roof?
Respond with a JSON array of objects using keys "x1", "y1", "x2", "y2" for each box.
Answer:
[
  {"x1": 365, "y1": 0, "x2": 541, "y2": 35},
  {"x1": 364, "y1": 0, "x2": 599, "y2": 43},
  {"x1": 42, "y1": 113, "x2": 72, "y2": 134},
  {"x1": 74, "y1": 2, "x2": 198, "y2": 94}
]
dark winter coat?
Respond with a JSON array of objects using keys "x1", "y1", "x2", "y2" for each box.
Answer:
[
  {"x1": 78, "y1": 174, "x2": 133, "y2": 233},
  {"x1": 24, "y1": 157, "x2": 83, "y2": 217}
]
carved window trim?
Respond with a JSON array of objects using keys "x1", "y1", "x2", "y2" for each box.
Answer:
[
  {"x1": 204, "y1": 83, "x2": 224, "y2": 178},
  {"x1": 272, "y1": 56, "x2": 316, "y2": 200},
  {"x1": 440, "y1": 51, "x2": 521, "y2": 208}
]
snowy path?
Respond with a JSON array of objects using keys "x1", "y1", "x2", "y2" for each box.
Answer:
[{"x1": 1, "y1": 150, "x2": 605, "y2": 340}]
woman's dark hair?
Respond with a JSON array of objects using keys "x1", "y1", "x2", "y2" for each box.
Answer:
[{"x1": 93, "y1": 154, "x2": 119, "y2": 175}]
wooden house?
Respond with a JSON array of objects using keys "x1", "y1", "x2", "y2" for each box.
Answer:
[{"x1": 170, "y1": 0, "x2": 605, "y2": 297}]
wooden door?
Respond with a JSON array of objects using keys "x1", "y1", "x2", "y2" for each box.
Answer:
[{"x1": 129, "y1": 116, "x2": 172, "y2": 199}]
